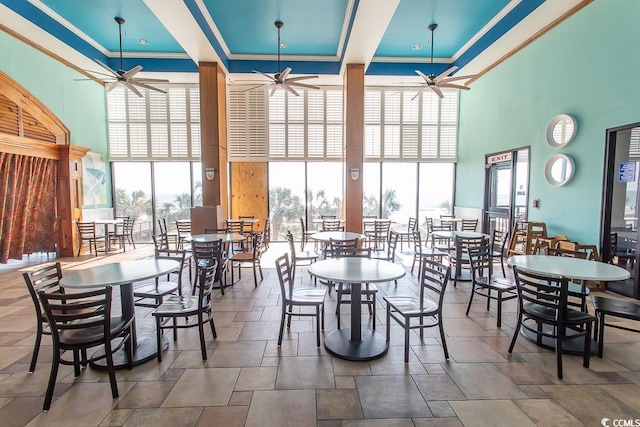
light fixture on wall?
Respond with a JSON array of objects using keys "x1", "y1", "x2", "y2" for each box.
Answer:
[
  {"x1": 205, "y1": 167, "x2": 217, "y2": 181},
  {"x1": 350, "y1": 168, "x2": 360, "y2": 181}
]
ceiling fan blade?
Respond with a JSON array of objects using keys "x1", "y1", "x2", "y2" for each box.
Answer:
[
  {"x1": 415, "y1": 70, "x2": 434, "y2": 84},
  {"x1": 130, "y1": 77, "x2": 170, "y2": 83},
  {"x1": 124, "y1": 82, "x2": 143, "y2": 97},
  {"x1": 411, "y1": 85, "x2": 428, "y2": 101},
  {"x1": 430, "y1": 85, "x2": 444, "y2": 99},
  {"x1": 434, "y1": 66, "x2": 458, "y2": 82},
  {"x1": 287, "y1": 82, "x2": 320, "y2": 90},
  {"x1": 122, "y1": 65, "x2": 143, "y2": 80},
  {"x1": 243, "y1": 83, "x2": 272, "y2": 93},
  {"x1": 438, "y1": 83, "x2": 471, "y2": 90},
  {"x1": 440, "y1": 74, "x2": 477, "y2": 83},
  {"x1": 270, "y1": 85, "x2": 279, "y2": 97},
  {"x1": 284, "y1": 75, "x2": 319, "y2": 82},
  {"x1": 279, "y1": 67, "x2": 292, "y2": 82},
  {"x1": 106, "y1": 81, "x2": 120, "y2": 92},
  {"x1": 93, "y1": 59, "x2": 119, "y2": 77},
  {"x1": 74, "y1": 75, "x2": 107, "y2": 82},
  {"x1": 253, "y1": 70, "x2": 277, "y2": 82},
  {"x1": 282, "y1": 84, "x2": 300, "y2": 97},
  {"x1": 132, "y1": 81, "x2": 167, "y2": 94}
]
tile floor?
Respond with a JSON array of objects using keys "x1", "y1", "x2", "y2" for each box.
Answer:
[{"x1": 1, "y1": 242, "x2": 639, "y2": 426}]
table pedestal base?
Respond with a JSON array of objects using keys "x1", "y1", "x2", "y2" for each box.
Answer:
[
  {"x1": 324, "y1": 329, "x2": 388, "y2": 361},
  {"x1": 91, "y1": 334, "x2": 168, "y2": 370},
  {"x1": 521, "y1": 326, "x2": 597, "y2": 355}
]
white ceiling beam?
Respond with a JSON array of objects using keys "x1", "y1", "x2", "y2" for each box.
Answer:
[
  {"x1": 339, "y1": 0, "x2": 400, "y2": 76},
  {"x1": 142, "y1": 0, "x2": 226, "y2": 74}
]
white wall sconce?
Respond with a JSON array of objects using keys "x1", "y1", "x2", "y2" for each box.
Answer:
[
  {"x1": 205, "y1": 167, "x2": 217, "y2": 181},
  {"x1": 349, "y1": 167, "x2": 360, "y2": 181}
]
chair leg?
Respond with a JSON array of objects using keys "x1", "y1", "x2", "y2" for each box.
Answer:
[
  {"x1": 316, "y1": 306, "x2": 321, "y2": 347},
  {"x1": 104, "y1": 340, "x2": 119, "y2": 399},
  {"x1": 556, "y1": 327, "x2": 564, "y2": 380},
  {"x1": 198, "y1": 314, "x2": 207, "y2": 360},
  {"x1": 438, "y1": 319, "x2": 449, "y2": 359},
  {"x1": 465, "y1": 283, "x2": 476, "y2": 316},
  {"x1": 278, "y1": 305, "x2": 286, "y2": 346},
  {"x1": 29, "y1": 329, "x2": 42, "y2": 373},
  {"x1": 496, "y1": 292, "x2": 503, "y2": 328},
  {"x1": 508, "y1": 311, "x2": 522, "y2": 353},
  {"x1": 583, "y1": 322, "x2": 592, "y2": 368},
  {"x1": 252, "y1": 265, "x2": 258, "y2": 288},
  {"x1": 372, "y1": 293, "x2": 376, "y2": 331},
  {"x1": 208, "y1": 310, "x2": 217, "y2": 339},
  {"x1": 500, "y1": 257, "x2": 506, "y2": 278},
  {"x1": 597, "y1": 312, "x2": 606, "y2": 357},
  {"x1": 155, "y1": 316, "x2": 163, "y2": 362},
  {"x1": 43, "y1": 349, "x2": 61, "y2": 411},
  {"x1": 386, "y1": 305, "x2": 391, "y2": 342},
  {"x1": 404, "y1": 319, "x2": 411, "y2": 363}
]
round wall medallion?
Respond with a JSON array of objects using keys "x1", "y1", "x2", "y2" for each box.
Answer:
[
  {"x1": 544, "y1": 154, "x2": 575, "y2": 187},
  {"x1": 546, "y1": 114, "x2": 577, "y2": 148}
]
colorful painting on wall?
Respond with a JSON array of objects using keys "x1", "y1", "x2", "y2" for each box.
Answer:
[{"x1": 82, "y1": 152, "x2": 107, "y2": 206}]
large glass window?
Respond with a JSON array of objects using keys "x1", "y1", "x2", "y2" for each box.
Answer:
[
  {"x1": 112, "y1": 163, "x2": 153, "y2": 242},
  {"x1": 154, "y1": 163, "x2": 193, "y2": 230},
  {"x1": 418, "y1": 163, "x2": 455, "y2": 230},
  {"x1": 363, "y1": 163, "x2": 381, "y2": 217},
  {"x1": 192, "y1": 162, "x2": 203, "y2": 207},
  {"x1": 382, "y1": 163, "x2": 417, "y2": 228},
  {"x1": 268, "y1": 162, "x2": 306, "y2": 240},
  {"x1": 308, "y1": 163, "x2": 344, "y2": 220}
]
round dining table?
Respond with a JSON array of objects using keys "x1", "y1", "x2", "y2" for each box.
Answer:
[
  {"x1": 60, "y1": 259, "x2": 179, "y2": 369},
  {"x1": 507, "y1": 255, "x2": 630, "y2": 354},
  {"x1": 308, "y1": 257, "x2": 406, "y2": 361},
  {"x1": 310, "y1": 231, "x2": 366, "y2": 243},
  {"x1": 507, "y1": 255, "x2": 631, "y2": 281},
  {"x1": 187, "y1": 233, "x2": 245, "y2": 244}
]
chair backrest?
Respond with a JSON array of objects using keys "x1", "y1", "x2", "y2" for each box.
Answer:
[
  {"x1": 23, "y1": 263, "x2": 64, "y2": 325},
  {"x1": 196, "y1": 261, "x2": 217, "y2": 310},
  {"x1": 299, "y1": 217, "x2": 307, "y2": 232},
  {"x1": 176, "y1": 220, "x2": 191, "y2": 236},
  {"x1": 412, "y1": 230, "x2": 423, "y2": 252},
  {"x1": 286, "y1": 231, "x2": 297, "y2": 258},
  {"x1": 373, "y1": 220, "x2": 391, "y2": 235},
  {"x1": 38, "y1": 286, "x2": 113, "y2": 348},
  {"x1": 275, "y1": 253, "x2": 294, "y2": 303},
  {"x1": 77, "y1": 221, "x2": 97, "y2": 238},
  {"x1": 152, "y1": 233, "x2": 170, "y2": 250},
  {"x1": 419, "y1": 258, "x2": 450, "y2": 311},
  {"x1": 454, "y1": 235, "x2": 487, "y2": 254},
  {"x1": 467, "y1": 245, "x2": 493, "y2": 282},
  {"x1": 123, "y1": 217, "x2": 136, "y2": 235},
  {"x1": 548, "y1": 247, "x2": 590, "y2": 260},
  {"x1": 363, "y1": 219, "x2": 376, "y2": 234},
  {"x1": 407, "y1": 217, "x2": 418, "y2": 232},
  {"x1": 327, "y1": 238, "x2": 359, "y2": 258},
  {"x1": 322, "y1": 219, "x2": 344, "y2": 231},
  {"x1": 430, "y1": 223, "x2": 452, "y2": 248},
  {"x1": 425, "y1": 217, "x2": 434, "y2": 232},
  {"x1": 263, "y1": 218, "x2": 271, "y2": 243},
  {"x1": 204, "y1": 228, "x2": 227, "y2": 234},
  {"x1": 158, "y1": 218, "x2": 168, "y2": 235},
  {"x1": 512, "y1": 266, "x2": 569, "y2": 320},
  {"x1": 461, "y1": 219, "x2": 478, "y2": 231},
  {"x1": 491, "y1": 229, "x2": 508, "y2": 253},
  {"x1": 238, "y1": 216, "x2": 255, "y2": 234},
  {"x1": 192, "y1": 239, "x2": 226, "y2": 281},
  {"x1": 226, "y1": 219, "x2": 244, "y2": 235},
  {"x1": 155, "y1": 248, "x2": 186, "y2": 286},
  {"x1": 384, "y1": 231, "x2": 399, "y2": 261},
  {"x1": 251, "y1": 232, "x2": 266, "y2": 257},
  {"x1": 320, "y1": 214, "x2": 337, "y2": 219}
]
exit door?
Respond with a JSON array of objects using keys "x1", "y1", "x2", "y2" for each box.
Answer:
[{"x1": 484, "y1": 148, "x2": 530, "y2": 234}]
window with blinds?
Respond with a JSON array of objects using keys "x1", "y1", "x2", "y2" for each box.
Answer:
[
  {"x1": 228, "y1": 86, "x2": 345, "y2": 162},
  {"x1": 365, "y1": 87, "x2": 459, "y2": 161},
  {"x1": 107, "y1": 85, "x2": 201, "y2": 161}
]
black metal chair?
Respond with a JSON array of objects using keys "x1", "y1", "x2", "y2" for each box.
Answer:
[
  {"x1": 299, "y1": 217, "x2": 316, "y2": 251},
  {"x1": 229, "y1": 232, "x2": 265, "y2": 287},
  {"x1": 191, "y1": 238, "x2": 228, "y2": 294},
  {"x1": 275, "y1": 253, "x2": 327, "y2": 347},
  {"x1": 384, "y1": 258, "x2": 450, "y2": 363},
  {"x1": 76, "y1": 221, "x2": 106, "y2": 256},
  {"x1": 591, "y1": 295, "x2": 640, "y2": 357},
  {"x1": 109, "y1": 217, "x2": 136, "y2": 251},
  {"x1": 394, "y1": 217, "x2": 417, "y2": 251},
  {"x1": 449, "y1": 235, "x2": 487, "y2": 287},
  {"x1": 153, "y1": 262, "x2": 218, "y2": 361},
  {"x1": 489, "y1": 229, "x2": 509, "y2": 277},
  {"x1": 134, "y1": 249, "x2": 186, "y2": 307},
  {"x1": 286, "y1": 230, "x2": 318, "y2": 283},
  {"x1": 508, "y1": 266, "x2": 596, "y2": 379},
  {"x1": 38, "y1": 286, "x2": 133, "y2": 411},
  {"x1": 466, "y1": 245, "x2": 517, "y2": 327},
  {"x1": 410, "y1": 230, "x2": 446, "y2": 275}
]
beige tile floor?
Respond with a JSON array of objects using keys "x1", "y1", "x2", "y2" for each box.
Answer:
[{"x1": 1, "y1": 242, "x2": 640, "y2": 426}]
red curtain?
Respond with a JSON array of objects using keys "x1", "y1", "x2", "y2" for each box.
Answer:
[{"x1": 0, "y1": 153, "x2": 57, "y2": 263}]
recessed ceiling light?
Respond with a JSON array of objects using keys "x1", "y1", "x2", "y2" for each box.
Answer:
[
  {"x1": 138, "y1": 39, "x2": 149, "y2": 45},
  {"x1": 279, "y1": 42, "x2": 287, "y2": 49},
  {"x1": 412, "y1": 44, "x2": 422, "y2": 50}
]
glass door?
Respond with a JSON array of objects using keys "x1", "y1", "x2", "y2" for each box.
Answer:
[{"x1": 484, "y1": 148, "x2": 530, "y2": 234}]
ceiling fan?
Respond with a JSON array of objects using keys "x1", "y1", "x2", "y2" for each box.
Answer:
[
  {"x1": 87, "y1": 17, "x2": 168, "y2": 97},
  {"x1": 251, "y1": 21, "x2": 320, "y2": 96},
  {"x1": 413, "y1": 23, "x2": 476, "y2": 100}
]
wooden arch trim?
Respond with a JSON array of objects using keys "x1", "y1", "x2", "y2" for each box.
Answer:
[{"x1": 0, "y1": 70, "x2": 69, "y2": 145}]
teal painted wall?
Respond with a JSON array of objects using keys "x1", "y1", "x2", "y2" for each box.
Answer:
[
  {"x1": 0, "y1": 30, "x2": 111, "y2": 207},
  {"x1": 457, "y1": 0, "x2": 640, "y2": 246}
]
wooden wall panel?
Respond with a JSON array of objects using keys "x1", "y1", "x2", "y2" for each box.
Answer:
[{"x1": 230, "y1": 162, "x2": 268, "y2": 231}]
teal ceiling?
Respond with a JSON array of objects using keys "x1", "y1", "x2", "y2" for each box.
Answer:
[{"x1": 0, "y1": 0, "x2": 554, "y2": 76}]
